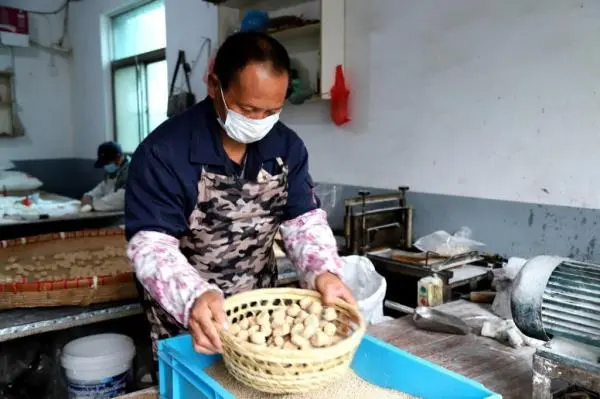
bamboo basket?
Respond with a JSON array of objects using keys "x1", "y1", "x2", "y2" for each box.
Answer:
[
  {"x1": 220, "y1": 288, "x2": 366, "y2": 394},
  {"x1": 0, "y1": 227, "x2": 137, "y2": 309}
]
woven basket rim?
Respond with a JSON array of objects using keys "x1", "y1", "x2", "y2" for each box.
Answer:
[
  {"x1": 0, "y1": 227, "x2": 129, "y2": 292},
  {"x1": 0, "y1": 279, "x2": 138, "y2": 309},
  {"x1": 220, "y1": 288, "x2": 366, "y2": 358},
  {"x1": 0, "y1": 272, "x2": 133, "y2": 292},
  {"x1": 0, "y1": 226, "x2": 124, "y2": 248}
]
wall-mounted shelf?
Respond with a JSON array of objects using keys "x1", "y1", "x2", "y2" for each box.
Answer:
[
  {"x1": 205, "y1": 0, "x2": 306, "y2": 12},
  {"x1": 215, "y1": 0, "x2": 344, "y2": 101},
  {"x1": 269, "y1": 22, "x2": 320, "y2": 41}
]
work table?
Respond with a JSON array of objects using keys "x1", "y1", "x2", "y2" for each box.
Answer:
[
  {"x1": 369, "y1": 300, "x2": 533, "y2": 398},
  {"x1": 0, "y1": 302, "x2": 142, "y2": 343},
  {"x1": 0, "y1": 192, "x2": 122, "y2": 225},
  {"x1": 0, "y1": 191, "x2": 123, "y2": 240}
]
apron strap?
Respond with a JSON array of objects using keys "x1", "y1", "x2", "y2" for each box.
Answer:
[
  {"x1": 275, "y1": 157, "x2": 289, "y2": 174},
  {"x1": 239, "y1": 153, "x2": 248, "y2": 179}
]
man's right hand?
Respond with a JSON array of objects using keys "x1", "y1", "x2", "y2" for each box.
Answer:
[
  {"x1": 81, "y1": 195, "x2": 93, "y2": 205},
  {"x1": 189, "y1": 290, "x2": 228, "y2": 354}
]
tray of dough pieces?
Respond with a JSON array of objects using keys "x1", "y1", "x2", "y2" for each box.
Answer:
[{"x1": 0, "y1": 227, "x2": 137, "y2": 309}]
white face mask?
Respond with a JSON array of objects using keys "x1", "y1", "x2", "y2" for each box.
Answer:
[{"x1": 217, "y1": 86, "x2": 280, "y2": 144}]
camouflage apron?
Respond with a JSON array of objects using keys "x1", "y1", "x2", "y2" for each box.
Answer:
[{"x1": 136, "y1": 157, "x2": 288, "y2": 377}]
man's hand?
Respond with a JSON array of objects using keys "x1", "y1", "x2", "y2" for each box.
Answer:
[
  {"x1": 315, "y1": 272, "x2": 357, "y2": 307},
  {"x1": 189, "y1": 290, "x2": 228, "y2": 354},
  {"x1": 81, "y1": 195, "x2": 93, "y2": 205}
]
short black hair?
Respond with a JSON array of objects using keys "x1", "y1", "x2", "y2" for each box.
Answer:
[{"x1": 213, "y1": 32, "x2": 291, "y2": 91}]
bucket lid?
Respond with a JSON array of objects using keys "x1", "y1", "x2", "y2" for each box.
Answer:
[{"x1": 61, "y1": 333, "x2": 136, "y2": 371}]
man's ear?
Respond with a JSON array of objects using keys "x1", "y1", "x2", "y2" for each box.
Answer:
[
  {"x1": 207, "y1": 74, "x2": 219, "y2": 99},
  {"x1": 285, "y1": 69, "x2": 295, "y2": 99}
]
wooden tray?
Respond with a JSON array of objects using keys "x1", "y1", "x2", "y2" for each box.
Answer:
[{"x1": 0, "y1": 227, "x2": 138, "y2": 309}]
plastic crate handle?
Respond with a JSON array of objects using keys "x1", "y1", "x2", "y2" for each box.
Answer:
[
  {"x1": 174, "y1": 359, "x2": 219, "y2": 399},
  {"x1": 161, "y1": 345, "x2": 231, "y2": 399}
]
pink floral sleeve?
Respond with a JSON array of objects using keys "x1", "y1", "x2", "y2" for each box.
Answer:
[
  {"x1": 280, "y1": 209, "x2": 343, "y2": 288},
  {"x1": 127, "y1": 230, "x2": 222, "y2": 326}
]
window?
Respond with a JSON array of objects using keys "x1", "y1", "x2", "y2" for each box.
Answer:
[{"x1": 110, "y1": 0, "x2": 168, "y2": 153}]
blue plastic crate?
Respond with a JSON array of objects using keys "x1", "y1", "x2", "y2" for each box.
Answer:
[{"x1": 158, "y1": 334, "x2": 501, "y2": 399}]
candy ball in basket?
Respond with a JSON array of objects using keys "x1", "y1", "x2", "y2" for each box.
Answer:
[{"x1": 219, "y1": 287, "x2": 366, "y2": 394}]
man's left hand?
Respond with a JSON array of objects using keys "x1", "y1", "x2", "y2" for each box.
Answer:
[{"x1": 315, "y1": 272, "x2": 357, "y2": 307}]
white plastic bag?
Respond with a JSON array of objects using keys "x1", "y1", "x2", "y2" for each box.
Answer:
[
  {"x1": 491, "y1": 257, "x2": 527, "y2": 319},
  {"x1": 0, "y1": 160, "x2": 14, "y2": 171},
  {"x1": 314, "y1": 184, "x2": 338, "y2": 211},
  {"x1": 0, "y1": 171, "x2": 43, "y2": 191},
  {"x1": 340, "y1": 256, "x2": 392, "y2": 325},
  {"x1": 414, "y1": 229, "x2": 486, "y2": 257}
]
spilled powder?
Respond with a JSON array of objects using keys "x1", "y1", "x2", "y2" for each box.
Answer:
[{"x1": 204, "y1": 360, "x2": 418, "y2": 399}]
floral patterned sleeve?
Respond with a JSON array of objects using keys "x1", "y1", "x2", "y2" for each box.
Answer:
[
  {"x1": 127, "y1": 230, "x2": 222, "y2": 326},
  {"x1": 280, "y1": 208, "x2": 343, "y2": 288}
]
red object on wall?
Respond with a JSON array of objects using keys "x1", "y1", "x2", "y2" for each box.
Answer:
[
  {"x1": 330, "y1": 65, "x2": 350, "y2": 126},
  {"x1": 0, "y1": 6, "x2": 29, "y2": 35}
]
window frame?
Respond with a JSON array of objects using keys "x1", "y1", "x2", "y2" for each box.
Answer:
[
  {"x1": 108, "y1": 0, "x2": 167, "y2": 154},
  {"x1": 110, "y1": 48, "x2": 166, "y2": 153}
]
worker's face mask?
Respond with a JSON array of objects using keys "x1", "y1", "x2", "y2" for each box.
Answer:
[
  {"x1": 104, "y1": 163, "x2": 119, "y2": 174},
  {"x1": 217, "y1": 85, "x2": 280, "y2": 144}
]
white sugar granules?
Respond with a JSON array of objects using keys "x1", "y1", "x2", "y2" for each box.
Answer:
[{"x1": 204, "y1": 360, "x2": 418, "y2": 399}]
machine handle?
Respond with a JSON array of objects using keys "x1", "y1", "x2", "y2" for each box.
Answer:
[
  {"x1": 384, "y1": 300, "x2": 415, "y2": 314},
  {"x1": 357, "y1": 191, "x2": 371, "y2": 254},
  {"x1": 397, "y1": 186, "x2": 409, "y2": 206}
]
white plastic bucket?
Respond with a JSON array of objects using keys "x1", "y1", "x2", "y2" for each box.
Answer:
[{"x1": 61, "y1": 333, "x2": 136, "y2": 399}]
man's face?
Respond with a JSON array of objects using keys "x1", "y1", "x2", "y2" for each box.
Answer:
[
  {"x1": 102, "y1": 155, "x2": 122, "y2": 171},
  {"x1": 209, "y1": 63, "x2": 287, "y2": 121}
]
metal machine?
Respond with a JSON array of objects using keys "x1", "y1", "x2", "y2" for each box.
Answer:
[
  {"x1": 511, "y1": 255, "x2": 600, "y2": 399},
  {"x1": 343, "y1": 187, "x2": 494, "y2": 312},
  {"x1": 343, "y1": 187, "x2": 413, "y2": 255}
]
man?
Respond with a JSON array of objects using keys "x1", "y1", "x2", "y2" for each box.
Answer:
[
  {"x1": 81, "y1": 141, "x2": 129, "y2": 212},
  {"x1": 125, "y1": 32, "x2": 355, "y2": 373}
]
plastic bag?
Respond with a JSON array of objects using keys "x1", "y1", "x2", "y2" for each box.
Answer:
[
  {"x1": 0, "y1": 160, "x2": 14, "y2": 171},
  {"x1": 167, "y1": 51, "x2": 196, "y2": 118},
  {"x1": 491, "y1": 257, "x2": 527, "y2": 319},
  {"x1": 313, "y1": 184, "x2": 337, "y2": 214},
  {"x1": 339, "y1": 256, "x2": 392, "y2": 325},
  {"x1": 414, "y1": 229, "x2": 486, "y2": 257},
  {"x1": 453, "y1": 226, "x2": 473, "y2": 239},
  {"x1": 0, "y1": 171, "x2": 43, "y2": 191}
]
